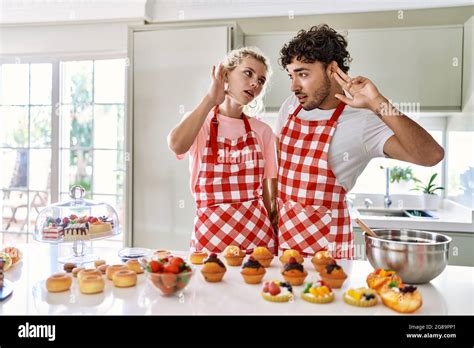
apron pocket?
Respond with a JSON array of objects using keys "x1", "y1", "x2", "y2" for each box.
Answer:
[{"x1": 277, "y1": 198, "x2": 334, "y2": 254}]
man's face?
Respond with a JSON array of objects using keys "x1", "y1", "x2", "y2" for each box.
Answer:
[{"x1": 286, "y1": 59, "x2": 331, "y2": 111}]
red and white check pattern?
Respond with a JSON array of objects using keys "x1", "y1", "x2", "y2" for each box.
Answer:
[
  {"x1": 192, "y1": 109, "x2": 276, "y2": 254},
  {"x1": 278, "y1": 103, "x2": 353, "y2": 258}
]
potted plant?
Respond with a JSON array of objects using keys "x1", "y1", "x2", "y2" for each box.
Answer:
[
  {"x1": 380, "y1": 165, "x2": 417, "y2": 193},
  {"x1": 411, "y1": 173, "x2": 444, "y2": 210}
]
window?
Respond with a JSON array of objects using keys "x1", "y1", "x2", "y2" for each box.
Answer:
[
  {"x1": 0, "y1": 63, "x2": 52, "y2": 244},
  {"x1": 0, "y1": 57, "x2": 126, "y2": 245},
  {"x1": 350, "y1": 130, "x2": 444, "y2": 195}
]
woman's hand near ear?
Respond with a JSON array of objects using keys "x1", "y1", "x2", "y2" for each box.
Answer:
[
  {"x1": 168, "y1": 64, "x2": 225, "y2": 156},
  {"x1": 207, "y1": 63, "x2": 226, "y2": 105}
]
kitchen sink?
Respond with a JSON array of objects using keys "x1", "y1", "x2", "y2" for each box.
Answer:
[{"x1": 357, "y1": 209, "x2": 437, "y2": 219}]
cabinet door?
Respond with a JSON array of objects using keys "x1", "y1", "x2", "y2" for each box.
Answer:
[
  {"x1": 347, "y1": 27, "x2": 463, "y2": 111},
  {"x1": 131, "y1": 25, "x2": 231, "y2": 249}
]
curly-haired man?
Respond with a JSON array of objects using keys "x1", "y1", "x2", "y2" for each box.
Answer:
[{"x1": 274, "y1": 24, "x2": 444, "y2": 258}]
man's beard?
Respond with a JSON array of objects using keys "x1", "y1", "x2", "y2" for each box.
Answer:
[{"x1": 301, "y1": 74, "x2": 331, "y2": 111}]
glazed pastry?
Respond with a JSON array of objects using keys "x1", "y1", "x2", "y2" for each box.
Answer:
[
  {"x1": 79, "y1": 274, "x2": 105, "y2": 294},
  {"x1": 46, "y1": 273, "x2": 72, "y2": 292},
  {"x1": 106, "y1": 264, "x2": 127, "y2": 280},
  {"x1": 301, "y1": 281, "x2": 334, "y2": 304},
  {"x1": 281, "y1": 257, "x2": 308, "y2": 286},
  {"x1": 319, "y1": 263, "x2": 347, "y2": 288},
  {"x1": 311, "y1": 250, "x2": 334, "y2": 272},
  {"x1": 126, "y1": 259, "x2": 144, "y2": 274},
  {"x1": 200, "y1": 253, "x2": 226, "y2": 282},
  {"x1": 94, "y1": 259, "x2": 106, "y2": 268},
  {"x1": 240, "y1": 256, "x2": 266, "y2": 284},
  {"x1": 367, "y1": 268, "x2": 402, "y2": 293},
  {"x1": 72, "y1": 267, "x2": 85, "y2": 278},
  {"x1": 190, "y1": 251, "x2": 208, "y2": 265},
  {"x1": 0, "y1": 252, "x2": 12, "y2": 272},
  {"x1": 279, "y1": 249, "x2": 304, "y2": 265},
  {"x1": 112, "y1": 269, "x2": 137, "y2": 288},
  {"x1": 251, "y1": 246, "x2": 273, "y2": 268},
  {"x1": 261, "y1": 281, "x2": 293, "y2": 302},
  {"x1": 379, "y1": 281, "x2": 422, "y2": 313},
  {"x1": 63, "y1": 263, "x2": 76, "y2": 273},
  {"x1": 343, "y1": 287, "x2": 378, "y2": 307},
  {"x1": 223, "y1": 246, "x2": 246, "y2": 266},
  {"x1": 153, "y1": 249, "x2": 171, "y2": 260}
]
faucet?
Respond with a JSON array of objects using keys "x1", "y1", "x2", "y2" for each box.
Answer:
[
  {"x1": 364, "y1": 198, "x2": 373, "y2": 209},
  {"x1": 384, "y1": 167, "x2": 392, "y2": 208}
]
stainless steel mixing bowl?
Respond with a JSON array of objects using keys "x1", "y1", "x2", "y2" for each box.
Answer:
[{"x1": 364, "y1": 229, "x2": 452, "y2": 284}]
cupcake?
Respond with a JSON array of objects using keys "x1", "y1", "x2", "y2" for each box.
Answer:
[
  {"x1": 301, "y1": 281, "x2": 334, "y2": 304},
  {"x1": 319, "y1": 263, "x2": 347, "y2": 288},
  {"x1": 240, "y1": 256, "x2": 266, "y2": 284},
  {"x1": 279, "y1": 249, "x2": 304, "y2": 265},
  {"x1": 223, "y1": 245, "x2": 245, "y2": 266},
  {"x1": 190, "y1": 251, "x2": 208, "y2": 265},
  {"x1": 311, "y1": 250, "x2": 335, "y2": 273},
  {"x1": 366, "y1": 268, "x2": 402, "y2": 293},
  {"x1": 200, "y1": 253, "x2": 226, "y2": 282},
  {"x1": 343, "y1": 287, "x2": 378, "y2": 307},
  {"x1": 281, "y1": 257, "x2": 308, "y2": 286},
  {"x1": 379, "y1": 282, "x2": 422, "y2": 313},
  {"x1": 251, "y1": 246, "x2": 274, "y2": 268},
  {"x1": 261, "y1": 281, "x2": 293, "y2": 302}
]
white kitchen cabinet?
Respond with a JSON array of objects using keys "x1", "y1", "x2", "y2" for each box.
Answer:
[
  {"x1": 128, "y1": 23, "x2": 238, "y2": 250},
  {"x1": 246, "y1": 26, "x2": 463, "y2": 111},
  {"x1": 347, "y1": 26, "x2": 463, "y2": 111}
]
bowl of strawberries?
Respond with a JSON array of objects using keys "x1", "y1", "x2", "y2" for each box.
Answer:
[{"x1": 144, "y1": 256, "x2": 194, "y2": 296}]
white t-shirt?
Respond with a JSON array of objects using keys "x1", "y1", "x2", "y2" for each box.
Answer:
[{"x1": 276, "y1": 95, "x2": 394, "y2": 192}]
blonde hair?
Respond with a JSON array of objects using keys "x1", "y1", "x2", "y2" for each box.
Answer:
[{"x1": 222, "y1": 46, "x2": 272, "y2": 117}]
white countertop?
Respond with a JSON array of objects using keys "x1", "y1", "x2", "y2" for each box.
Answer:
[
  {"x1": 350, "y1": 199, "x2": 474, "y2": 233},
  {"x1": 1, "y1": 243, "x2": 473, "y2": 315}
]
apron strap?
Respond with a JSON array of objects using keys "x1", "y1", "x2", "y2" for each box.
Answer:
[
  {"x1": 209, "y1": 105, "x2": 253, "y2": 163},
  {"x1": 289, "y1": 104, "x2": 303, "y2": 119},
  {"x1": 329, "y1": 102, "x2": 346, "y2": 122}
]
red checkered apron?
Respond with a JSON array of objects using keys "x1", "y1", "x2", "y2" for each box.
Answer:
[
  {"x1": 277, "y1": 102, "x2": 354, "y2": 259},
  {"x1": 191, "y1": 106, "x2": 276, "y2": 254}
]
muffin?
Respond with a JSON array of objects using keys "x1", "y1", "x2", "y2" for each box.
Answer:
[
  {"x1": 251, "y1": 246, "x2": 273, "y2": 268},
  {"x1": 311, "y1": 250, "x2": 335, "y2": 273},
  {"x1": 281, "y1": 257, "x2": 308, "y2": 286},
  {"x1": 319, "y1": 263, "x2": 347, "y2": 288},
  {"x1": 261, "y1": 281, "x2": 293, "y2": 302},
  {"x1": 223, "y1": 245, "x2": 245, "y2": 266},
  {"x1": 240, "y1": 256, "x2": 266, "y2": 284},
  {"x1": 343, "y1": 287, "x2": 378, "y2": 307},
  {"x1": 190, "y1": 251, "x2": 208, "y2": 265},
  {"x1": 200, "y1": 253, "x2": 226, "y2": 282},
  {"x1": 301, "y1": 281, "x2": 335, "y2": 304},
  {"x1": 279, "y1": 249, "x2": 304, "y2": 265}
]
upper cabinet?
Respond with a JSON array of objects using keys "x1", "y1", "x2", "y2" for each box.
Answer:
[
  {"x1": 246, "y1": 25, "x2": 464, "y2": 112},
  {"x1": 347, "y1": 26, "x2": 463, "y2": 111}
]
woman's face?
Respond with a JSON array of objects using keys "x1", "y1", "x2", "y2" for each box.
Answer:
[{"x1": 225, "y1": 56, "x2": 267, "y2": 105}]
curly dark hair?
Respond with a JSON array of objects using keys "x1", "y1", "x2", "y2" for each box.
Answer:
[{"x1": 279, "y1": 24, "x2": 352, "y2": 73}]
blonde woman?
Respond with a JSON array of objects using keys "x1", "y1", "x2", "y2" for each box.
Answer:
[{"x1": 168, "y1": 47, "x2": 278, "y2": 254}]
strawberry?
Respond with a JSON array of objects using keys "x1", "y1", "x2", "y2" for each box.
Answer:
[
  {"x1": 268, "y1": 282, "x2": 281, "y2": 296},
  {"x1": 169, "y1": 257, "x2": 184, "y2": 267},
  {"x1": 70, "y1": 214, "x2": 78, "y2": 220},
  {"x1": 62, "y1": 217, "x2": 70, "y2": 224},
  {"x1": 164, "y1": 264, "x2": 180, "y2": 274},
  {"x1": 263, "y1": 282, "x2": 270, "y2": 293},
  {"x1": 149, "y1": 260, "x2": 163, "y2": 273},
  {"x1": 161, "y1": 273, "x2": 177, "y2": 287}
]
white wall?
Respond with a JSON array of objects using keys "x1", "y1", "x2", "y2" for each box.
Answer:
[{"x1": 0, "y1": 20, "x2": 143, "y2": 58}]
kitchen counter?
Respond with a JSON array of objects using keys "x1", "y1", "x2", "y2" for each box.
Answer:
[
  {"x1": 350, "y1": 199, "x2": 474, "y2": 233},
  {"x1": 1, "y1": 243, "x2": 473, "y2": 315}
]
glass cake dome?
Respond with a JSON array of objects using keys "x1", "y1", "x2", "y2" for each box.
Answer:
[{"x1": 34, "y1": 185, "x2": 120, "y2": 264}]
